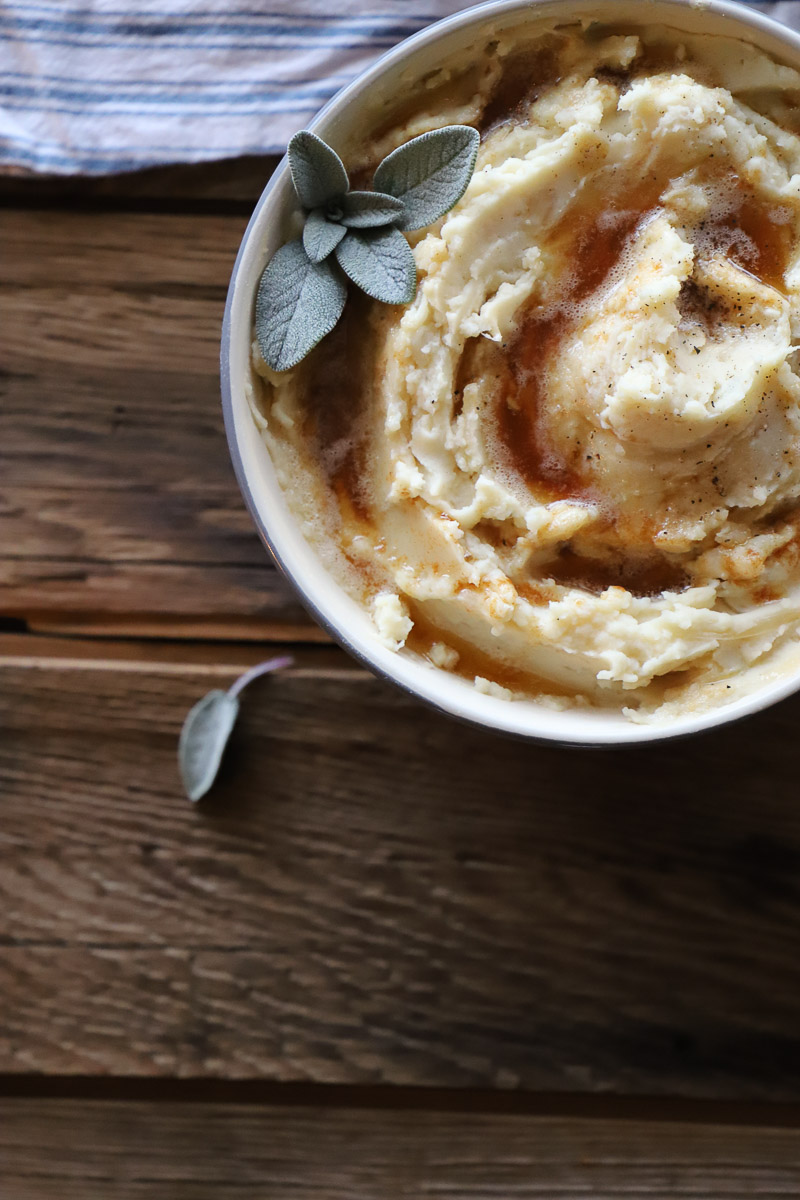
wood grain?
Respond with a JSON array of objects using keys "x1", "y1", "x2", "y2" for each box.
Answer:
[
  {"x1": 4, "y1": 649, "x2": 800, "y2": 1095},
  {"x1": 0, "y1": 208, "x2": 312, "y2": 637},
  {"x1": 3, "y1": 1101, "x2": 800, "y2": 1199},
  {"x1": 0, "y1": 155, "x2": 278, "y2": 210},
  {"x1": 0, "y1": 633, "x2": 344, "y2": 673}
]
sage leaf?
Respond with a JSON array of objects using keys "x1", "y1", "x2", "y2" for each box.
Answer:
[
  {"x1": 289, "y1": 130, "x2": 349, "y2": 209},
  {"x1": 178, "y1": 656, "x2": 293, "y2": 803},
  {"x1": 335, "y1": 225, "x2": 416, "y2": 304},
  {"x1": 340, "y1": 189, "x2": 405, "y2": 228},
  {"x1": 179, "y1": 690, "x2": 239, "y2": 803},
  {"x1": 303, "y1": 208, "x2": 347, "y2": 262},
  {"x1": 255, "y1": 239, "x2": 347, "y2": 371},
  {"x1": 373, "y1": 125, "x2": 480, "y2": 231}
]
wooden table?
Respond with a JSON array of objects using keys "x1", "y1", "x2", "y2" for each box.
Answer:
[{"x1": 4, "y1": 158, "x2": 800, "y2": 1197}]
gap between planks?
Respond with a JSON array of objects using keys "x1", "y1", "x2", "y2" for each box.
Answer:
[
  {"x1": 0, "y1": 633, "x2": 362, "y2": 678},
  {"x1": 3, "y1": 1078, "x2": 800, "y2": 1127},
  {"x1": 0, "y1": 155, "x2": 279, "y2": 212},
  {"x1": 21, "y1": 613, "x2": 332, "y2": 644}
]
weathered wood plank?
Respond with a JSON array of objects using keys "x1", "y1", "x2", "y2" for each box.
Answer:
[
  {"x1": 0, "y1": 209, "x2": 312, "y2": 636},
  {"x1": 0, "y1": 634, "x2": 344, "y2": 672},
  {"x1": 0, "y1": 155, "x2": 277, "y2": 209},
  {"x1": 3, "y1": 1101, "x2": 800, "y2": 1199},
  {"x1": 0, "y1": 211, "x2": 243, "y2": 288},
  {"x1": 0, "y1": 561, "x2": 313, "y2": 640},
  {"x1": 3, "y1": 649, "x2": 800, "y2": 1095}
]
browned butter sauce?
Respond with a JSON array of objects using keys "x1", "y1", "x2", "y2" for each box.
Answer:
[
  {"x1": 479, "y1": 42, "x2": 561, "y2": 137},
  {"x1": 294, "y1": 33, "x2": 797, "y2": 681},
  {"x1": 405, "y1": 601, "x2": 574, "y2": 697},
  {"x1": 543, "y1": 547, "x2": 689, "y2": 597},
  {"x1": 494, "y1": 178, "x2": 792, "y2": 497},
  {"x1": 720, "y1": 186, "x2": 793, "y2": 292},
  {"x1": 299, "y1": 288, "x2": 375, "y2": 521},
  {"x1": 492, "y1": 177, "x2": 666, "y2": 503},
  {"x1": 489, "y1": 171, "x2": 792, "y2": 599},
  {"x1": 307, "y1": 36, "x2": 792, "y2": 533}
]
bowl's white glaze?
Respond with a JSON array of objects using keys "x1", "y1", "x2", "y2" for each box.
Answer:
[{"x1": 222, "y1": 0, "x2": 800, "y2": 745}]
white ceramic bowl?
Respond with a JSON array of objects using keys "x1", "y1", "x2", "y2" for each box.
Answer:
[{"x1": 222, "y1": 0, "x2": 800, "y2": 745}]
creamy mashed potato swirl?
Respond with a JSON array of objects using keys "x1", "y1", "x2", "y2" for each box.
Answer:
[{"x1": 252, "y1": 25, "x2": 800, "y2": 721}]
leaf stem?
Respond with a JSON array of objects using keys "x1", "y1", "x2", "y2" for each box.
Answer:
[{"x1": 227, "y1": 655, "x2": 294, "y2": 700}]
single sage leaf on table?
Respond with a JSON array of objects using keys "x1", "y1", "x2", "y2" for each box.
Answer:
[
  {"x1": 179, "y1": 690, "x2": 240, "y2": 803},
  {"x1": 373, "y1": 125, "x2": 480, "y2": 231},
  {"x1": 179, "y1": 656, "x2": 293, "y2": 803},
  {"x1": 289, "y1": 130, "x2": 349, "y2": 208},
  {"x1": 255, "y1": 238, "x2": 347, "y2": 371},
  {"x1": 335, "y1": 225, "x2": 417, "y2": 304}
]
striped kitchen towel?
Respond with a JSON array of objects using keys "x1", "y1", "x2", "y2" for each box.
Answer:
[{"x1": 0, "y1": 0, "x2": 796, "y2": 175}]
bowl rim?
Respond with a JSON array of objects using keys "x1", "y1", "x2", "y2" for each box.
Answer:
[{"x1": 221, "y1": 0, "x2": 800, "y2": 747}]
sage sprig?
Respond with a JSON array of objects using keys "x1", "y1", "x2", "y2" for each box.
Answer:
[
  {"x1": 179, "y1": 655, "x2": 293, "y2": 802},
  {"x1": 255, "y1": 124, "x2": 480, "y2": 372}
]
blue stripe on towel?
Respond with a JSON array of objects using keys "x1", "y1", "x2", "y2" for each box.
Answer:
[
  {"x1": 0, "y1": 81, "x2": 343, "y2": 104},
  {"x1": 0, "y1": 12, "x2": 433, "y2": 41},
  {"x1": 2, "y1": 1, "x2": 439, "y2": 27}
]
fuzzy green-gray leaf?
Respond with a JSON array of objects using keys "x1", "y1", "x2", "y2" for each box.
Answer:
[
  {"x1": 335, "y1": 226, "x2": 416, "y2": 304},
  {"x1": 289, "y1": 130, "x2": 349, "y2": 209},
  {"x1": 373, "y1": 124, "x2": 479, "y2": 231},
  {"x1": 179, "y1": 690, "x2": 239, "y2": 803},
  {"x1": 303, "y1": 208, "x2": 347, "y2": 262},
  {"x1": 255, "y1": 239, "x2": 347, "y2": 371},
  {"x1": 340, "y1": 189, "x2": 405, "y2": 228}
]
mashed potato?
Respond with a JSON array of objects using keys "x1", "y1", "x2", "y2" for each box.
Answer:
[{"x1": 251, "y1": 22, "x2": 800, "y2": 722}]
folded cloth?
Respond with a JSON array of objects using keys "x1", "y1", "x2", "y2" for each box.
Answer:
[{"x1": 0, "y1": 0, "x2": 795, "y2": 174}]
